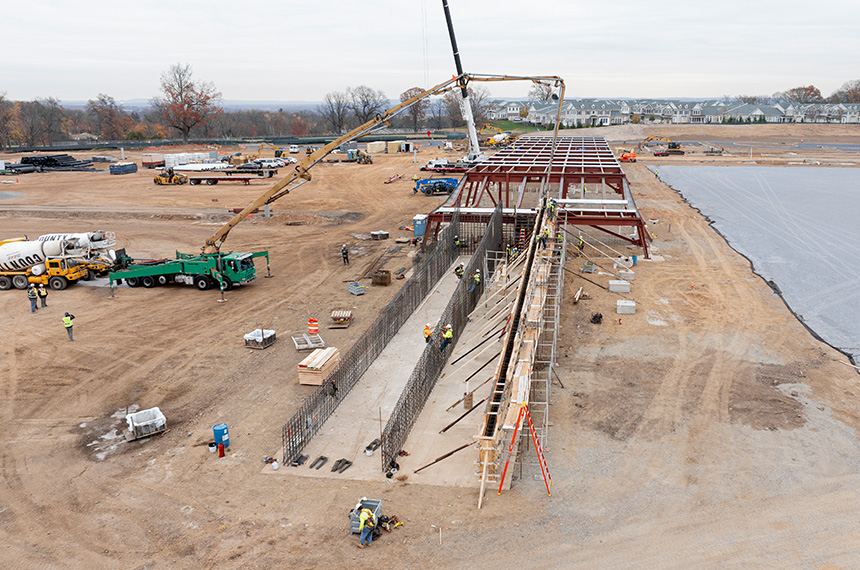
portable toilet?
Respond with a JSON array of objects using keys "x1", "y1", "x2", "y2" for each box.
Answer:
[{"x1": 413, "y1": 214, "x2": 428, "y2": 237}]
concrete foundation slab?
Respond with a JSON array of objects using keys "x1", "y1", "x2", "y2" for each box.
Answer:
[{"x1": 617, "y1": 269, "x2": 635, "y2": 281}]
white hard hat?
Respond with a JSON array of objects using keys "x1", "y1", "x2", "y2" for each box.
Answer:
[
  {"x1": 476, "y1": 269, "x2": 480, "y2": 273},
  {"x1": 446, "y1": 324, "x2": 452, "y2": 328},
  {"x1": 426, "y1": 323, "x2": 431, "y2": 327}
]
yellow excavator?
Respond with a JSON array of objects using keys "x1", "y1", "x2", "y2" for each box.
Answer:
[{"x1": 639, "y1": 136, "x2": 685, "y2": 155}]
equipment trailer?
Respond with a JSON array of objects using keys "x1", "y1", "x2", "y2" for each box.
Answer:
[{"x1": 109, "y1": 250, "x2": 270, "y2": 292}]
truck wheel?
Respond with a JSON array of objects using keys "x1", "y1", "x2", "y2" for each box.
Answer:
[
  {"x1": 142, "y1": 276, "x2": 156, "y2": 288},
  {"x1": 84, "y1": 269, "x2": 96, "y2": 281},
  {"x1": 0, "y1": 276, "x2": 11, "y2": 290},
  {"x1": 205, "y1": 179, "x2": 216, "y2": 185},
  {"x1": 126, "y1": 277, "x2": 140, "y2": 287},
  {"x1": 48, "y1": 276, "x2": 67, "y2": 291},
  {"x1": 221, "y1": 279, "x2": 233, "y2": 291},
  {"x1": 156, "y1": 275, "x2": 169, "y2": 286},
  {"x1": 194, "y1": 275, "x2": 211, "y2": 291},
  {"x1": 12, "y1": 275, "x2": 29, "y2": 289},
  {"x1": 189, "y1": 179, "x2": 199, "y2": 185}
]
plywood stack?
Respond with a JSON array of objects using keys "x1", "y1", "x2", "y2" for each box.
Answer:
[{"x1": 298, "y1": 347, "x2": 340, "y2": 385}]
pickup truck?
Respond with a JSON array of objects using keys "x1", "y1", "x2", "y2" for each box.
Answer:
[{"x1": 652, "y1": 150, "x2": 669, "y2": 157}]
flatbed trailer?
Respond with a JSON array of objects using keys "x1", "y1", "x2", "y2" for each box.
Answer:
[
  {"x1": 109, "y1": 250, "x2": 270, "y2": 292},
  {"x1": 188, "y1": 175, "x2": 266, "y2": 186}
]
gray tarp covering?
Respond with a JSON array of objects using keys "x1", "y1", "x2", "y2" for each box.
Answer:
[{"x1": 651, "y1": 165, "x2": 860, "y2": 362}]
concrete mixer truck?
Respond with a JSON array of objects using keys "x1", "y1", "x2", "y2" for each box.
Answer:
[
  {"x1": 38, "y1": 231, "x2": 118, "y2": 278},
  {"x1": 0, "y1": 237, "x2": 88, "y2": 290}
]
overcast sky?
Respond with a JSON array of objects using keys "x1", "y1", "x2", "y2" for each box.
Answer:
[{"x1": 3, "y1": 0, "x2": 859, "y2": 103}]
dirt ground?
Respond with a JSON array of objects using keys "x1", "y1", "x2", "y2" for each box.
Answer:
[{"x1": 2, "y1": 126, "x2": 860, "y2": 569}]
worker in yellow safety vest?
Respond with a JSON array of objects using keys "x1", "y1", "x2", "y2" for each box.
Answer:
[
  {"x1": 63, "y1": 312, "x2": 75, "y2": 342},
  {"x1": 468, "y1": 269, "x2": 481, "y2": 293},
  {"x1": 424, "y1": 323, "x2": 433, "y2": 343},
  {"x1": 454, "y1": 263, "x2": 464, "y2": 279},
  {"x1": 358, "y1": 507, "x2": 376, "y2": 548},
  {"x1": 440, "y1": 324, "x2": 454, "y2": 353}
]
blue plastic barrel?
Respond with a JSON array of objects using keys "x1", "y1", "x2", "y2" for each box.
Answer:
[
  {"x1": 413, "y1": 214, "x2": 428, "y2": 237},
  {"x1": 213, "y1": 423, "x2": 230, "y2": 447}
]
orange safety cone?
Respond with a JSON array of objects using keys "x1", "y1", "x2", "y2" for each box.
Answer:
[{"x1": 691, "y1": 282, "x2": 694, "y2": 290}]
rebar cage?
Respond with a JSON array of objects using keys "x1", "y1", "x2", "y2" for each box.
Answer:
[{"x1": 281, "y1": 211, "x2": 461, "y2": 464}]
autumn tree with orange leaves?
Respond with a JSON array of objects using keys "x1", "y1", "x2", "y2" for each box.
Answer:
[{"x1": 151, "y1": 63, "x2": 221, "y2": 144}]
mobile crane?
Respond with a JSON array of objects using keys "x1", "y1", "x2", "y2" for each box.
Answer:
[{"x1": 200, "y1": 72, "x2": 567, "y2": 255}]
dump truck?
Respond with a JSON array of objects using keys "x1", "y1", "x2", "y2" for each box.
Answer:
[
  {"x1": 109, "y1": 250, "x2": 270, "y2": 292},
  {"x1": 0, "y1": 237, "x2": 89, "y2": 290}
]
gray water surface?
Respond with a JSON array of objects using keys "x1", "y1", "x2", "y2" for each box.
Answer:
[{"x1": 651, "y1": 165, "x2": 860, "y2": 361}]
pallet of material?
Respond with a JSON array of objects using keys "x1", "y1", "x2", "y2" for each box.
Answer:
[
  {"x1": 329, "y1": 310, "x2": 353, "y2": 329},
  {"x1": 298, "y1": 347, "x2": 340, "y2": 385},
  {"x1": 371, "y1": 231, "x2": 389, "y2": 240},
  {"x1": 244, "y1": 328, "x2": 276, "y2": 349},
  {"x1": 109, "y1": 162, "x2": 138, "y2": 175},
  {"x1": 292, "y1": 333, "x2": 326, "y2": 351},
  {"x1": 372, "y1": 269, "x2": 391, "y2": 286}
]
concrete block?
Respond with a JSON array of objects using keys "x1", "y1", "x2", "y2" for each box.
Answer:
[
  {"x1": 608, "y1": 280, "x2": 631, "y2": 293},
  {"x1": 616, "y1": 300, "x2": 636, "y2": 314},
  {"x1": 617, "y1": 269, "x2": 635, "y2": 281}
]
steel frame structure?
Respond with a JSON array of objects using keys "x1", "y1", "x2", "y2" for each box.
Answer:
[{"x1": 427, "y1": 136, "x2": 651, "y2": 258}]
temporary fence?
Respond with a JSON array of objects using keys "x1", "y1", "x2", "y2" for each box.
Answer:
[
  {"x1": 380, "y1": 204, "x2": 504, "y2": 472},
  {"x1": 281, "y1": 212, "x2": 460, "y2": 464}
]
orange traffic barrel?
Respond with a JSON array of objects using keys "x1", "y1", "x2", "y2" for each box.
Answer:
[{"x1": 308, "y1": 318, "x2": 319, "y2": 334}]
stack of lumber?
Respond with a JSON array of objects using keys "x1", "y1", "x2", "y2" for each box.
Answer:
[{"x1": 298, "y1": 347, "x2": 340, "y2": 385}]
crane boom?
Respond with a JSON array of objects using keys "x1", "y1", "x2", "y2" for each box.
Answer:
[
  {"x1": 202, "y1": 76, "x2": 461, "y2": 253},
  {"x1": 202, "y1": 72, "x2": 566, "y2": 254}
]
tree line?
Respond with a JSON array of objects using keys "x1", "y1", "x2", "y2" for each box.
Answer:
[
  {"x1": 2, "y1": 64, "x2": 858, "y2": 148},
  {"x1": 0, "y1": 63, "x2": 494, "y2": 148}
]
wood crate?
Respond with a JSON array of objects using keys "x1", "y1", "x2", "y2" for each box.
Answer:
[
  {"x1": 298, "y1": 347, "x2": 340, "y2": 385},
  {"x1": 329, "y1": 310, "x2": 353, "y2": 329}
]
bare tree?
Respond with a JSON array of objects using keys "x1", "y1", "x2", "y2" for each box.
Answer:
[
  {"x1": 347, "y1": 85, "x2": 387, "y2": 125},
  {"x1": 528, "y1": 82, "x2": 554, "y2": 102},
  {"x1": 87, "y1": 94, "x2": 133, "y2": 140},
  {"x1": 427, "y1": 98, "x2": 447, "y2": 129},
  {"x1": 468, "y1": 86, "x2": 493, "y2": 126},
  {"x1": 0, "y1": 93, "x2": 16, "y2": 148},
  {"x1": 18, "y1": 98, "x2": 64, "y2": 146},
  {"x1": 317, "y1": 90, "x2": 351, "y2": 133},
  {"x1": 399, "y1": 87, "x2": 429, "y2": 133},
  {"x1": 776, "y1": 85, "x2": 824, "y2": 103},
  {"x1": 151, "y1": 63, "x2": 222, "y2": 144},
  {"x1": 829, "y1": 79, "x2": 860, "y2": 103}
]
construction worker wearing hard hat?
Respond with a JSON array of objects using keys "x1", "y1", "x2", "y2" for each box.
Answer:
[
  {"x1": 454, "y1": 263, "x2": 464, "y2": 279},
  {"x1": 468, "y1": 269, "x2": 481, "y2": 293},
  {"x1": 37, "y1": 283, "x2": 48, "y2": 307},
  {"x1": 27, "y1": 284, "x2": 38, "y2": 313},
  {"x1": 453, "y1": 235, "x2": 460, "y2": 248},
  {"x1": 358, "y1": 506, "x2": 377, "y2": 548},
  {"x1": 440, "y1": 324, "x2": 453, "y2": 353},
  {"x1": 341, "y1": 244, "x2": 349, "y2": 265},
  {"x1": 63, "y1": 312, "x2": 75, "y2": 341},
  {"x1": 424, "y1": 323, "x2": 433, "y2": 343}
]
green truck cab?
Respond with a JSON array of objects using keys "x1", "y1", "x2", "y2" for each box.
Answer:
[{"x1": 108, "y1": 250, "x2": 270, "y2": 292}]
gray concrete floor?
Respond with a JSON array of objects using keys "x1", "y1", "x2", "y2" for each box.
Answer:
[{"x1": 281, "y1": 256, "x2": 471, "y2": 481}]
